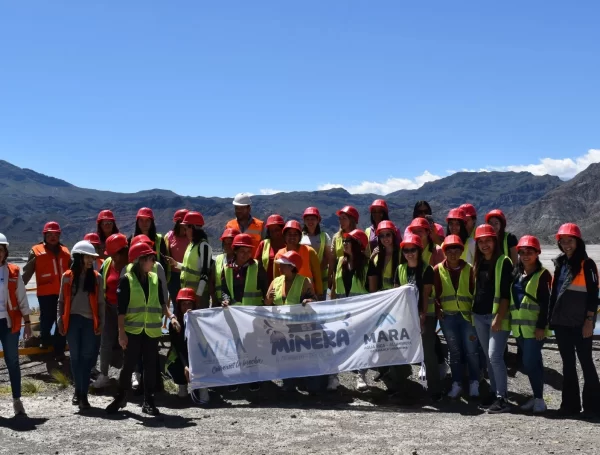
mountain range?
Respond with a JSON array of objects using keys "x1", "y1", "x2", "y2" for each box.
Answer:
[{"x1": 1, "y1": 158, "x2": 597, "y2": 252}]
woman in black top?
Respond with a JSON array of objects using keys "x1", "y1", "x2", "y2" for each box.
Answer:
[{"x1": 485, "y1": 209, "x2": 518, "y2": 265}]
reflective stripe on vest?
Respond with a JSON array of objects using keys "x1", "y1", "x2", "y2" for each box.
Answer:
[
  {"x1": 261, "y1": 239, "x2": 271, "y2": 271},
  {"x1": 180, "y1": 242, "x2": 202, "y2": 291},
  {"x1": 438, "y1": 264, "x2": 473, "y2": 323},
  {"x1": 60, "y1": 270, "x2": 100, "y2": 334},
  {"x1": 224, "y1": 261, "x2": 263, "y2": 306},
  {"x1": 124, "y1": 271, "x2": 163, "y2": 337},
  {"x1": 510, "y1": 268, "x2": 551, "y2": 338},
  {"x1": 214, "y1": 253, "x2": 226, "y2": 300},
  {"x1": 273, "y1": 274, "x2": 306, "y2": 305},
  {"x1": 335, "y1": 257, "x2": 368, "y2": 297},
  {"x1": 398, "y1": 262, "x2": 436, "y2": 316},
  {"x1": 32, "y1": 243, "x2": 70, "y2": 296},
  {"x1": 491, "y1": 255, "x2": 511, "y2": 331},
  {"x1": 6, "y1": 264, "x2": 23, "y2": 334}
]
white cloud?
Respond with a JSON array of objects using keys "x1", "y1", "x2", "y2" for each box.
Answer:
[
  {"x1": 317, "y1": 170, "x2": 442, "y2": 195},
  {"x1": 259, "y1": 188, "x2": 284, "y2": 195}
]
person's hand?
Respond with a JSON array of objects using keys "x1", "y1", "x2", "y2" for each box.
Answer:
[
  {"x1": 221, "y1": 300, "x2": 229, "y2": 307},
  {"x1": 419, "y1": 313, "x2": 427, "y2": 331},
  {"x1": 534, "y1": 328, "x2": 546, "y2": 341},
  {"x1": 301, "y1": 299, "x2": 314, "y2": 306},
  {"x1": 94, "y1": 326, "x2": 102, "y2": 336},
  {"x1": 164, "y1": 256, "x2": 177, "y2": 268},
  {"x1": 491, "y1": 315, "x2": 503, "y2": 332},
  {"x1": 23, "y1": 324, "x2": 32, "y2": 340},
  {"x1": 57, "y1": 319, "x2": 66, "y2": 336},
  {"x1": 267, "y1": 288, "x2": 276, "y2": 300},
  {"x1": 171, "y1": 317, "x2": 181, "y2": 333},
  {"x1": 583, "y1": 319, "x2": 594, "y2": 338},
  {"x1": 119, "y1": 331, "x2": 128, "y2": 350},
  {"x1": 184, "y1": 367, "x2": 190, "y2": 383}
]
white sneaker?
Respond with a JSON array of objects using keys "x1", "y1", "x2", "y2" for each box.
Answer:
[
  {"x1": 132, "y1": 372, "x2": 141, "y2": 388},
  {"x1": 13, "y1": 398, "x2": 26, "y2": 417},
  {"x1": 356, "y1": 372, "x2": 368, "y2": 391},
  {"x1": 178, "y1": 384, "x2": 188, "y2": 398},
  {"x1": 533, "y1": 398, "x2": 547, "y2": 414},
  {"x1": 520, "y1": 398, "x2": 535, "y2": 411},
  {"x1": 469, "y1": 380, "x2": 479, "y2": 398},
  {"x1": 439, "y1": 362, "x2": 449, "y2": 380},
  {"x1": 448, "y1": 382, "x2": 462, "y2": 399},
  {"x1": 327, "y1": 375, "x2": 340, "y2": 391},
  {"x1": 418, "y1": 365, "x2": 427, "y2": 382},
  {"x1": 91, "y1": 373, "x2": 111, "y2": 389}
]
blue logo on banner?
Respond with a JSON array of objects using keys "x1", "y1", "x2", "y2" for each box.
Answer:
[{"x1": 374, "y1": 313, "x2": 396, "y2": 329}]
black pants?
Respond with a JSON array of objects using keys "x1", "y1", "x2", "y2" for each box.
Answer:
[
  {"x1": 118, "y1": 332, "x2": 159, "y2": 397},
  {"x1": 555, "y1": 326, "x2": 600, "y2": 414},
  {"x1": 38, "y1": 294, "x2": 66, "y2": 355}
]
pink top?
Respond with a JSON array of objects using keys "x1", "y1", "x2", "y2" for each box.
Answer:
[{"x1": 165, "y1": 231, "x2": 190, "y2": 271}]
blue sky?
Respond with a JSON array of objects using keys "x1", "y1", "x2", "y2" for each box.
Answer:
[{"x1": 1, "y1": 1, "x2": 599, "y2": 197}]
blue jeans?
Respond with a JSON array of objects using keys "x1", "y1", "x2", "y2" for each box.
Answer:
[
  {"x1": 473, "y1": 313, "x2": 509, "y2": 398},
  {"x1": 66, "y1": 314, "x2": 99, "y2": 396},
  {"x1": 440, "y1": 313, "x2": 480, "y2": 383},
  {"x1": 38, "y1": 294, "x2": 66, "y2": 355},
  {"x1": 0, "y1": 318, "x2": 21, "y2": 398},
  {"x1": 516, "y1": 337, "x2": 544, "y2": 399}
]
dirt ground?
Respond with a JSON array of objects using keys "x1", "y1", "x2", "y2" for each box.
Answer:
[{"x1": 1, "y1": 337, "x2": 599, "y2": 455}]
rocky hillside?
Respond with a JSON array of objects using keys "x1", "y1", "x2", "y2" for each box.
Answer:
[{"x1": 0, "y1": 159, "x2": 565, "y2": 251}]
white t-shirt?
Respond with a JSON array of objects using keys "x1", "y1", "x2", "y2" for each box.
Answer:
[
  {"x1": 464, "y1": 237, "x2": 476, "y2": 265},
  {"x1": 300, "y1": 233, "x2": 331, "y2": 258}
]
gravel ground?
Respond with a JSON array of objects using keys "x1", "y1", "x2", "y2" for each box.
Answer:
[{"x1": 1, "y1": 337, "x2": 599, "y2": 455}]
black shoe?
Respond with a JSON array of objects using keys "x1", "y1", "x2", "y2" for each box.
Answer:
[
  {"x1": 106, "y1": 391, "x2": 127, "y2": 414},
  {"x1": 487, "y1": 397, "x2": 511, "y2": 414},
  {"x1": 142, "y1": 396, "x2": 160, "y2": 416},
  {"x1": 78, "y1": 395, "x2": 91, "y2": 411},
  {"x1": 248, "y1": 382, "x2": 261, "y2": 392},
  {"x1": 480, "y1": 395, "x2": 496, "y2": 408},
  {"x1": 72, "y1": 392, "x2": 79, "y2": 406},
  {"x1": 228, "y1": 385, "x2": 239, "y2": 393}
]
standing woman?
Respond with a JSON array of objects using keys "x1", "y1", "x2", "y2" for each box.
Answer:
[
  {"x1": 406, "y1": 218, "x2": 445, "y2": 267},
  {"x1": 329, "y1": 205, "x2": 360, "y2": 288},
  {"x1": 472, "y1": 224, "x2": 513, "y2": 413},
  {"x1": 83, "y1": 233, "x2": 104, "y2": 270},
  {"x1": 549, "y1": 223, "x2": 600, "y2": 418},
  {"x1": 459, "y1": 203, "x2": 477, "y2": 240},
  {"x1": 273, "y1": 221, "x2": 323, "y2": 299},
  {"x1": 57, "y1": 240, "x2": 105, "y2": 411},
  {"x1": 106, "y1": 242, "x2": 178, "y2": 415},
  {"x1": 131, "y1": 207, "x2": 169, "y2": 272},
  {"x1": 210, "y1": 228, "x2": 240, "y2": 306},
  {"x1": 0, "y1": 233, "x2": 32, "y2": 416},
  {"x1": 164, "y1": 209, "x2": 190, "y2": 304},
  {"x1": 446, "y1": 208, "x2": 476, "y2": 265},
  {"x1": 96, "y1": 210, "x2": 119, "y2": 259},
  {"x1": 368, "y1": 221, "x2": 401, "y2": 292},
  {"x1": 300, "y1": 207, "x2": 331, "y2": 299},
  {"x1": 412, "y1": 201, "x2": 443, "y2": 246},
  {"x1": 510, "y1": 236, "x2": 551, "y2": 414},
  {"x1": 255, "y1": 215, "x2": 286, "y2": 287},
  {"x1": 485, "y1": 210, "x2": 518, "y2": 265},
  {"x1": 365, "y1": 200, "x2": 402, "y2": 255}
]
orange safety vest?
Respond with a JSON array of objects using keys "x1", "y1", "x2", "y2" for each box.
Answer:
[
  {"x1": 95, "y1": 258, "x2": 104, "y2": 271},
  {"x1": 226, "y1": 218, "x2": 264, "y2": 255},
  {"x1": 275, "y1": 245, "x2": 314, "y2": 281},
  {"x1": 59, "y1": 270, "x2": 100, "y2": 333},
  {"x1": 32, "y1": 243, "x2": 71, "y2": 296},
  {"x1": 6, "y1": 264, "x2": 23, "y2": 334}
]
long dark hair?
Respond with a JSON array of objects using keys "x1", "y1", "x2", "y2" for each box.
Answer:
[
  {"x1": 171, "y1": 221, "x2": 186, "y2": 237},
  {"x1": 557, "y1": 237, "x2": 588, "y2": 277},
  {"x1": 343, "y1": 239, "x2": 367, "y2": 283},
  {"x1": 473, "y1": 236, "x2": 502, "y2": 277},
  {"x1": 0, "y1": 244, "x2": 8, "y2": 265},
  {"x1": 399, "y1": 246, "x2": 425, "y2": 293},
  {"x1": 446, "y1": 219, "x2": 470, "y2": 244},
  {"x1": 302, "y1": 223, "x2": 321, "y2": 235},
  {"x1": 189, "y1": 225, "x2": 208, "y2": 246},
  {"x1": 370, "y1": 211, "x2": 389, "y2": 229},
  {"x1": 375, "y1": 232, "x2": 400, "y2": 290},
  {"x1": 134, "y1": 219, "x2": 157, "y2": 240},
  {"x1": 130, "y1": 261, "x2": 147, "y2": 282},
  {"x1": 412, "y1": 201, "x2": 432, "y2": 219},
  {"x1": 512, "y1": 256, "x2": 544, "y2": 280},
  {"x1": 97, "y1": 222, "x2": 119, "y2": 242},
  {"x1": 70, "y1": 254, "x2": 97, "y2": 295}
]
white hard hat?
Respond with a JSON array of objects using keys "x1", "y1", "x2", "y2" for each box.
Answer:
[
  {"x1": 71, "y1": 240, "x2": 99, "y2": 257},
  {"x1": 0, "y1": 233, "x2": 8, "y2": 246},
  {"x1": 232, "y1": 193, "x2": 252, "y2": 206}
]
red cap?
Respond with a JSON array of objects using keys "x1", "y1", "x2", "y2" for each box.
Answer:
[
  {"x1": 485, "y1": 209, "x2": 506, "y2": 224},
  {"x1": 376, "y1": 220, "x2": 397, "y2": 236},
  {"x1": 43, "y1": 221, "x2": 61, "y2": 234},
  {"x1": 177, "y1": 287, "x2": 197, "y2": 302},
  {"x1": 459, "y1": 204, "x2": 477, "y2": 218},
  {"x1": 220, "y1": 228, "x2": 241, "y2": 241},
  {"x1": 474, "y1": 224, "x2": 497, "y2": 240},
  {"x1": 303, "y1": 207, "x2": 321, "y2": 220},
  {"x1": 400, "y1": 233, "x2": 423, "y2": 250},
  {"x1": 83, "y1": 233, "x2": 101, "y2": 246},
  {"x1": 266, "y1": 214, "x2": 285, "y2": 228},
  {"x1": 517, "y1": 235, "x2": 541, "y2": 253},
  {"x1": 136, "y1": 207, "x2": 155, "y2": 220},
  {"x1": 173, "y1": 209, "x2": 189, "y2": 223},
  {"x1": 407, "y1": 217, "x2": 430, "y2": 233},
  {"x1": 105, "y1": 233, "x2": 128, "y2": 256},
  {"x1": 446, "y1": 208, "x2": 467, "y2": 223},
  {"x1": 275, "y1": 250, "x2": 303, "y2": 270},
  {"x1": 435, "y1": 223, "x2": 445, "y2": 239},
  {"x1": 370, "y1": 199, "x2": 388, "y2": 213},
  {"x1": 336, "y1": 205, "x2": 359, "y2": 222},
  {"x1": 97, "y1": 210, "x2": 116, "y2": 222},
  {"x1": 232, "y1": 234, "x2": 254, "y2": 248},
  {"x1": 556, "y1": 223, "x2": 582, "y2": 240},
  {"x1": 283, "y1": 220, "x2": 302, "y2": 234},
  {"x1": 442, "y1": 234, "x2": 464, "y2": 252},
  {"x1": 128, "y1": 242, "x2": 156, "y2": 263},
  {"x1": 181, "y1": 211, "x2": 204, "y2": 227},
  {"x1": 132, "y1": 234, "x2": 154, "y2": 247},
  {"x1": 344, "y1": 229, "x2": 368, "y2": 251}
]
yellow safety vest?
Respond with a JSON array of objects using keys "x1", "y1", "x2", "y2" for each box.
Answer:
[
  {"x1": 509, "y1": 268, "x2": 551, "y2": 338},
  {"x1": 180, "y1": 242, "x2": 206, "y2": 292},
  {"x1": 124, "y1": 271, "x2": 163, "y2": 337},
  {"x1": 397, "y1": 263, "x2": 436, "y2": 316},
  {"x1": 224, "y1": 260, "x2": 263, "y2": 306},
  {"x1": 213, "y1": 253, "x2": 227, "y2": 300},
  {"x1": 272, "y1": 274, "x2": 306, "y2": 305},
  {"x1": 334, "y1": 257, "x2": 368, "y2": 297},
  {"x1": 438, "y1": 264, "x2": 473, "y2": 323}
]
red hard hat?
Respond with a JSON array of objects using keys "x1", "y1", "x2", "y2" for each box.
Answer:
[
  {"x1": 97, "y1": 210, "x2": 116, "y2": 222},
  {"x1": 283, "y1": 220, "x2": 302, "y2": 234},
  {"x1": 105, "y1": 233, "x2": 128, "y2": 256},
  {"x1": 407, "y1": 217, "x2": 430, "y2": 233},
  {"x1": 181, "y1": 211, "x2": 204, "y2": 227},
  {"x1": 474, "y1": 224, "x2": 497, "y2": 240},
  {"x1": 176, "y1": 287, "x2": 197, "y2": 302},
  {"x1": 232, "y1": 234, "x2": 255, "y2": 249},
  {"x1": 266, "y1": 214, "x2": 285, "y2": 228},
  {"x1": 344, "y1": 229, "x2": 368, "y2": 251},
  {"x1": 376, "y1": 220, "x2": 397, "y2": 236},
  {"x1": 128, "y1": 242, "x2": 156, "y2": 263},
  {"x1": 136, "y1": 207, "x2": 155, "y2": 220},
  {"x1": 132, "y1": 234, "x2": 154, "y2": 247},
  {"x1": 220, "y1": 228, "x2": 241, "y2": 241},
  {"x1": 400, "y1": 233, "x2": 423, "y2": 250},
  {"x1": 173, "y1": 209, "x2": 189, "y2": 223},
  {"x1": 459, "y1": 203, "x2": 477, "y2": 218},
  {"x1": 303, "y1": 207, "x2": 321, "y2": 220},
  {"x1": 442, "y1": 234, "x2": 464, "y2": 252},
  {"x1": 276, "y1": 250, "x2": 303, "y2": 270},
  {"x1": 43, "y1": 221, "x2": 61, "y2": 234},
  {"x1": 370, "y1": 199, "x2": 389, "y2": 213},
  {"x1": 83, "y1": 233, "x2": 101, "y2": 245},
  {"x1": 555, "y1": 223, "x2": 582, "y2": 240},
  {"x1": 517, "y1": 235, "x2": 542, "y2": 253},
  {"x1": 446, "y1": 208, "x2": 467, "y2": 223},
  {"x1": 336, "y1": 205, "x2": 360, "y2": 222},
  {"x1": 485, "y1": 209, "x2": 506, "y2": 224},
  {"x1": 435, "y1": 223, "x2": 446, "y2": 239}
]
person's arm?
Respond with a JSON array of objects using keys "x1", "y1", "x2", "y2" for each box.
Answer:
[
  {"x1": 582, "y1": 259, "x2": 599, "y2": 338},
  {"x1": 57, "y1": 274, "x2": 67, "y2": 331},
  {"x1": 15, "y1": 268, "x2": 31, "y2": 318},
  {"x1": 301, "y1": 278, "x2": 317, "y2": 304},
  {"x1": 156, "y1": 263, "x2": 169, "y2": 304},
  {"x1": 330, "y1": 262, "x2": 338, "y2": 300},
  {"x1": 509, "y1": 247, "x2": 518, "y2": 266},
  {"x1": 535, "y1": 270, "x2": 552, "y2": 330},
  {"x1": 195, "y1": 242, "x2": 213, "y2": 298},
  {"x1": 308, "y1": 248, "x2": 323, "y2": 297},
  {"x1": 367, "y1": 257, "x2": 379, "y2": 292},
  {"x1": 96, "y1": 274, "x2": 106, "y2": 333},
  {"x1": 158, "y1": 238, "x2": 169, "y2": 275},
  {"x1": 117, "y1": 275, "x2": 131, "y2": 316},
  {"x1": 21, "y1": 250, "x2": 36, "y2": 285},
  {"x1": 265, "y1": 280, "x2": 275, "y2": 306}
]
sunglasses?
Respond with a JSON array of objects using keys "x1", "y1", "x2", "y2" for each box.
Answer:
[
  {"x1": 379, "y1": 232, "x2": 393, "y2": 239},
  {"x1": 402, "y1": 248, "x2": 418, "y2": 254}
]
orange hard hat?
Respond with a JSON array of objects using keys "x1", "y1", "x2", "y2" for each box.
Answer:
[
  {"x1": 128, "y1": 242, "x2": 156, "y2": 263},
  {"x1": 485, "y1": 209, "x2": 506, "y2": 224},
  {"x1": 131, "y1": 234, "x2": 154, "y2": 247},
  {"x1": 407, "y1": 217, "x2": 430, "y2": 233},
  {"x1": 177, "y1": 287, "x2": 197, "y2": 302},
  {"x1": 446, "y1": 208, "x2": 467, "y2": 223},
  {"x1": 400, "y1": 233, "x2": 423, "y2": 250},
  {"x1": 556, "y1": 223, "x2": 582, "y2": 240},
  {"x1": 283, "y1": 220, "x2": 302, "y2": 234},
  {"x1": 336, "y1": 205, "x2": 359, "y2": 222},
  {"x1": 459, "y1": 204, "x2": 477, "y2": 218},
  {"x1": 266, "y1": 214, "x2": 285, "y2": 228},
  {"x1": 181, "y1": 211, "x2": 204, "y2": 227},
  {"x1": 344, "y1": 229, "x2": 368, "y2": 251},
  {"x1": 97, "y1": 210, "x2": 116, "y2": 222},
  {"x1": 83, "y1": 233, "x2": 101, "y2": 246},
  {"x1": 136, "y1": 207, "x2": 154, "y2": 220},
  {"x1": 220, "y1": 228, "x2": 241, "y2": 241},
  {"x1": 105, "y1": 233, "x2": 128, "y2": 256},
  {"x1": 173, "y1": 209, "x2": 189, "y2": 223},
  {"x1": 232, "y1": 234, "x2": 255, "y2": 249},
  {"x1": 370, "y1": 199, "x2": 388, "y2": 213},
  {"x1": 474, "y1": 224, "x2": 497, "y2": 240},
  {"x1": 376, "y1": 220, "x2": 397, "y2": 236},
  {"x1": 43, "y1": 221, "x2": 61, "y2": 234},
  {"x1": 275, "y1": 250, "x2": 303, "y2": 270},
  {"x1": 303, "y1": 207, "x2": 321, "y2": 220},
  {"x1": 442, "y1": 234, "x2": 464, "y2": 252},
  {"x1": 517, "y1": 235, "x2": 541, "y2": 253}
]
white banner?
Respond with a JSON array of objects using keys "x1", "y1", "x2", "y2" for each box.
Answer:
[{"x1": 185, "y1": 286, "x2": 423, "y2": 389}]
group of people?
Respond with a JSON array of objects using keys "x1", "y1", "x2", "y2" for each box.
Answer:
[{"x1": 1, "y1": 194, "x2": 599, "y2": 419}]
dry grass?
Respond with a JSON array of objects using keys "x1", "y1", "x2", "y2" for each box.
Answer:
[
  {"x1": 50, "y1": 369, "x2": 71, "y2": 388},
  {"x1": 163, "y1": 378, "x2": 179, "y2": 394},
  {"x1": 21, "y1": 379, "x2": 45, "y2": 395}
]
